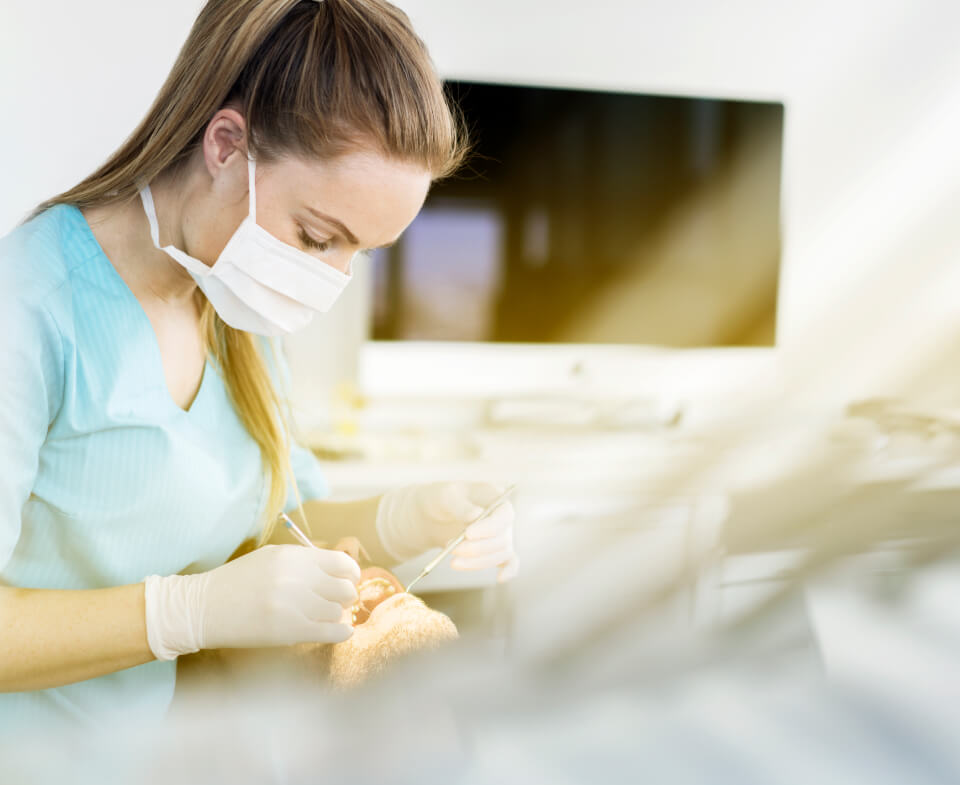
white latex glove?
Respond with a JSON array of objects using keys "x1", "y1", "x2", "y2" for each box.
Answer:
[
  {"x1": 375, "y1": 481, "x2": 519, "y2": 583},
  {"x1": 142, "y1": 544, "x2": 361, "y2": 660}
]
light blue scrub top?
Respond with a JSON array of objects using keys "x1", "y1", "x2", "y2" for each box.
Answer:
[{"x1": 0, "y1": 203, "x2": 330, "y2": 735}]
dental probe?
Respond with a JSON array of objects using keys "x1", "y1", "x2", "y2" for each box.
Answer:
[
  {"x1": 281, "y1": 512, "x2": 321, "y2": 550},
  {"x1": 405, "y1": 484, "x2": 517, "y2": 593}
]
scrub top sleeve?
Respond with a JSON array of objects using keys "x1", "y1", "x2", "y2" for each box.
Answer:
[{"x1": 0, "y1": 292, "x2": 64, "y2": 571}]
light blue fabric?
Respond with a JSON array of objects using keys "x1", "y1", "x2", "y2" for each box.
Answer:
[{"x1": 0, "y1": 203, "x2": 330, "y2": 735}]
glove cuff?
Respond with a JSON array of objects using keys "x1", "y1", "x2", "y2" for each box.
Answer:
[{"x1": 142, "y1": 573, "x2": 207, "y2": 661}]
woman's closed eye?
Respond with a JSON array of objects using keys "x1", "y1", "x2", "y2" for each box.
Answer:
[
  {"x1": 297, "y1": 227, "x2": 332, "y2": 253},
  {"x1": 298, "y1": 226, "x2": 375, "y2": 263}
]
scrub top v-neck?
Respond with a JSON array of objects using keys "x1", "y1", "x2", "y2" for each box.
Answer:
[{"x1": 0, "y1": 203, "x2": 331, "y2": 735}]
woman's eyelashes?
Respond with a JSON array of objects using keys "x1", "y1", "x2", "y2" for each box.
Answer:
[
  {"x1": 297, "y1": 225, "x2": 374, "y2": 260},
  {"x1": 297, "y1": 227, "x2": 332, "y2": 253}
]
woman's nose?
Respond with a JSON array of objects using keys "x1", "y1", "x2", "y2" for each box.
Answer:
[{"x1": 340, "y1": 251, "x2": 358, "y2": 276}]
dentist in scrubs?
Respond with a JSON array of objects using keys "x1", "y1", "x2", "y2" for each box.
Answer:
[{"x1": 0, "y1": 0, "x2": 517, "y2": 734}]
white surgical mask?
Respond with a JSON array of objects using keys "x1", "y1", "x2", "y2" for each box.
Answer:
[{"x1": 138, "y1": 156, "x2": 354, "y2": 336}]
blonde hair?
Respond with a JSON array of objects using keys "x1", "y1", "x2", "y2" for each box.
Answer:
[{"x1": 25, "y1": 0, "x2": 470, "y2": 546}]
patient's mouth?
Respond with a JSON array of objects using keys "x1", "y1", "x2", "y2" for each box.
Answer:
[{"x1": 350, "y1": 567, "x2": 406, "y2": 625}]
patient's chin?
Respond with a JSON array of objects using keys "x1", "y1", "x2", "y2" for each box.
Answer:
[{"x1": 327, "y1": 590, "x2": 459, "y2": 689}]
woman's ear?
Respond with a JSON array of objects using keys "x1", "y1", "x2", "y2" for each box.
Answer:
[{"x1": 197, "y1": 108, "x2": 251, "y2": 217}]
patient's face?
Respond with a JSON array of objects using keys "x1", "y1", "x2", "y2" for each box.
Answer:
[{"x1": 323, "y1": 567, "x2": 459, "y2": 689}]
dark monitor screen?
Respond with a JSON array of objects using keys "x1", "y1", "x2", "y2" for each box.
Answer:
[{"x1": 370, "y1": 81, "x2": 783, "y2": 347}]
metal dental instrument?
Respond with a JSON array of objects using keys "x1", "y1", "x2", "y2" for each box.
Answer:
[
  {"x1": 281, "y1": 512, "x2": 321, "y2": 550},
  {"x1": 405, "y1": 484, "x2": 517, "y2": 593}
]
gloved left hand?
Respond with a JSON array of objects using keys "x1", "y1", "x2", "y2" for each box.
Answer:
[{"x1": 375, "y1": 481, "x2": 519, "y2": 583}]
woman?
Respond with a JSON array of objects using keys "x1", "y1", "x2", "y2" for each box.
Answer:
[{"x1": 0, "y1": 0, "x2": 518, "y2": 733}]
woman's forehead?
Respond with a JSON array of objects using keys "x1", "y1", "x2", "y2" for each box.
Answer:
[
  {"x1": 272, "y1": 151, "x2": 430, "y2": 245},
  {"x1": 274, "y1": 149, "x2": 428, "y2": 192}
]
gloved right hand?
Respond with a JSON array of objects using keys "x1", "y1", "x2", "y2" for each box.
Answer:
[{"x1": 142, "y1": 544, "x2": 361, "y2": 661}]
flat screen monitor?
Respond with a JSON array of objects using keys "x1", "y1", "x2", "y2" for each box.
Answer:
[{"x1": 368, "y1": 80, "x2": 784, "y2": 349}]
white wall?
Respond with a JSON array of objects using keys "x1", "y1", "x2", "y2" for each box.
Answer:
[
  {"x1": 1, "y1": 1, "x2": 202, "y2": 227},
  {"x1": 4, "y1": 0, "x2": 959, "y2": 409}
]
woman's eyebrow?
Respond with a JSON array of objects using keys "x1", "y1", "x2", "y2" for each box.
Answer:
[
  {"x1": 306, "y1": 206, "x2": 398, "y2": 250},
  {"x1": 306, "y1": 207, "x2": 359, "y2": 244}
]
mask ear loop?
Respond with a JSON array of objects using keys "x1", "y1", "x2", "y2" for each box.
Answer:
[
  {"x1": 139, "y1": 184, "x2": 163, "y2": 249},
  {"x1": 247, "y1": 155, "x2": 257, "y2": 224}
]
